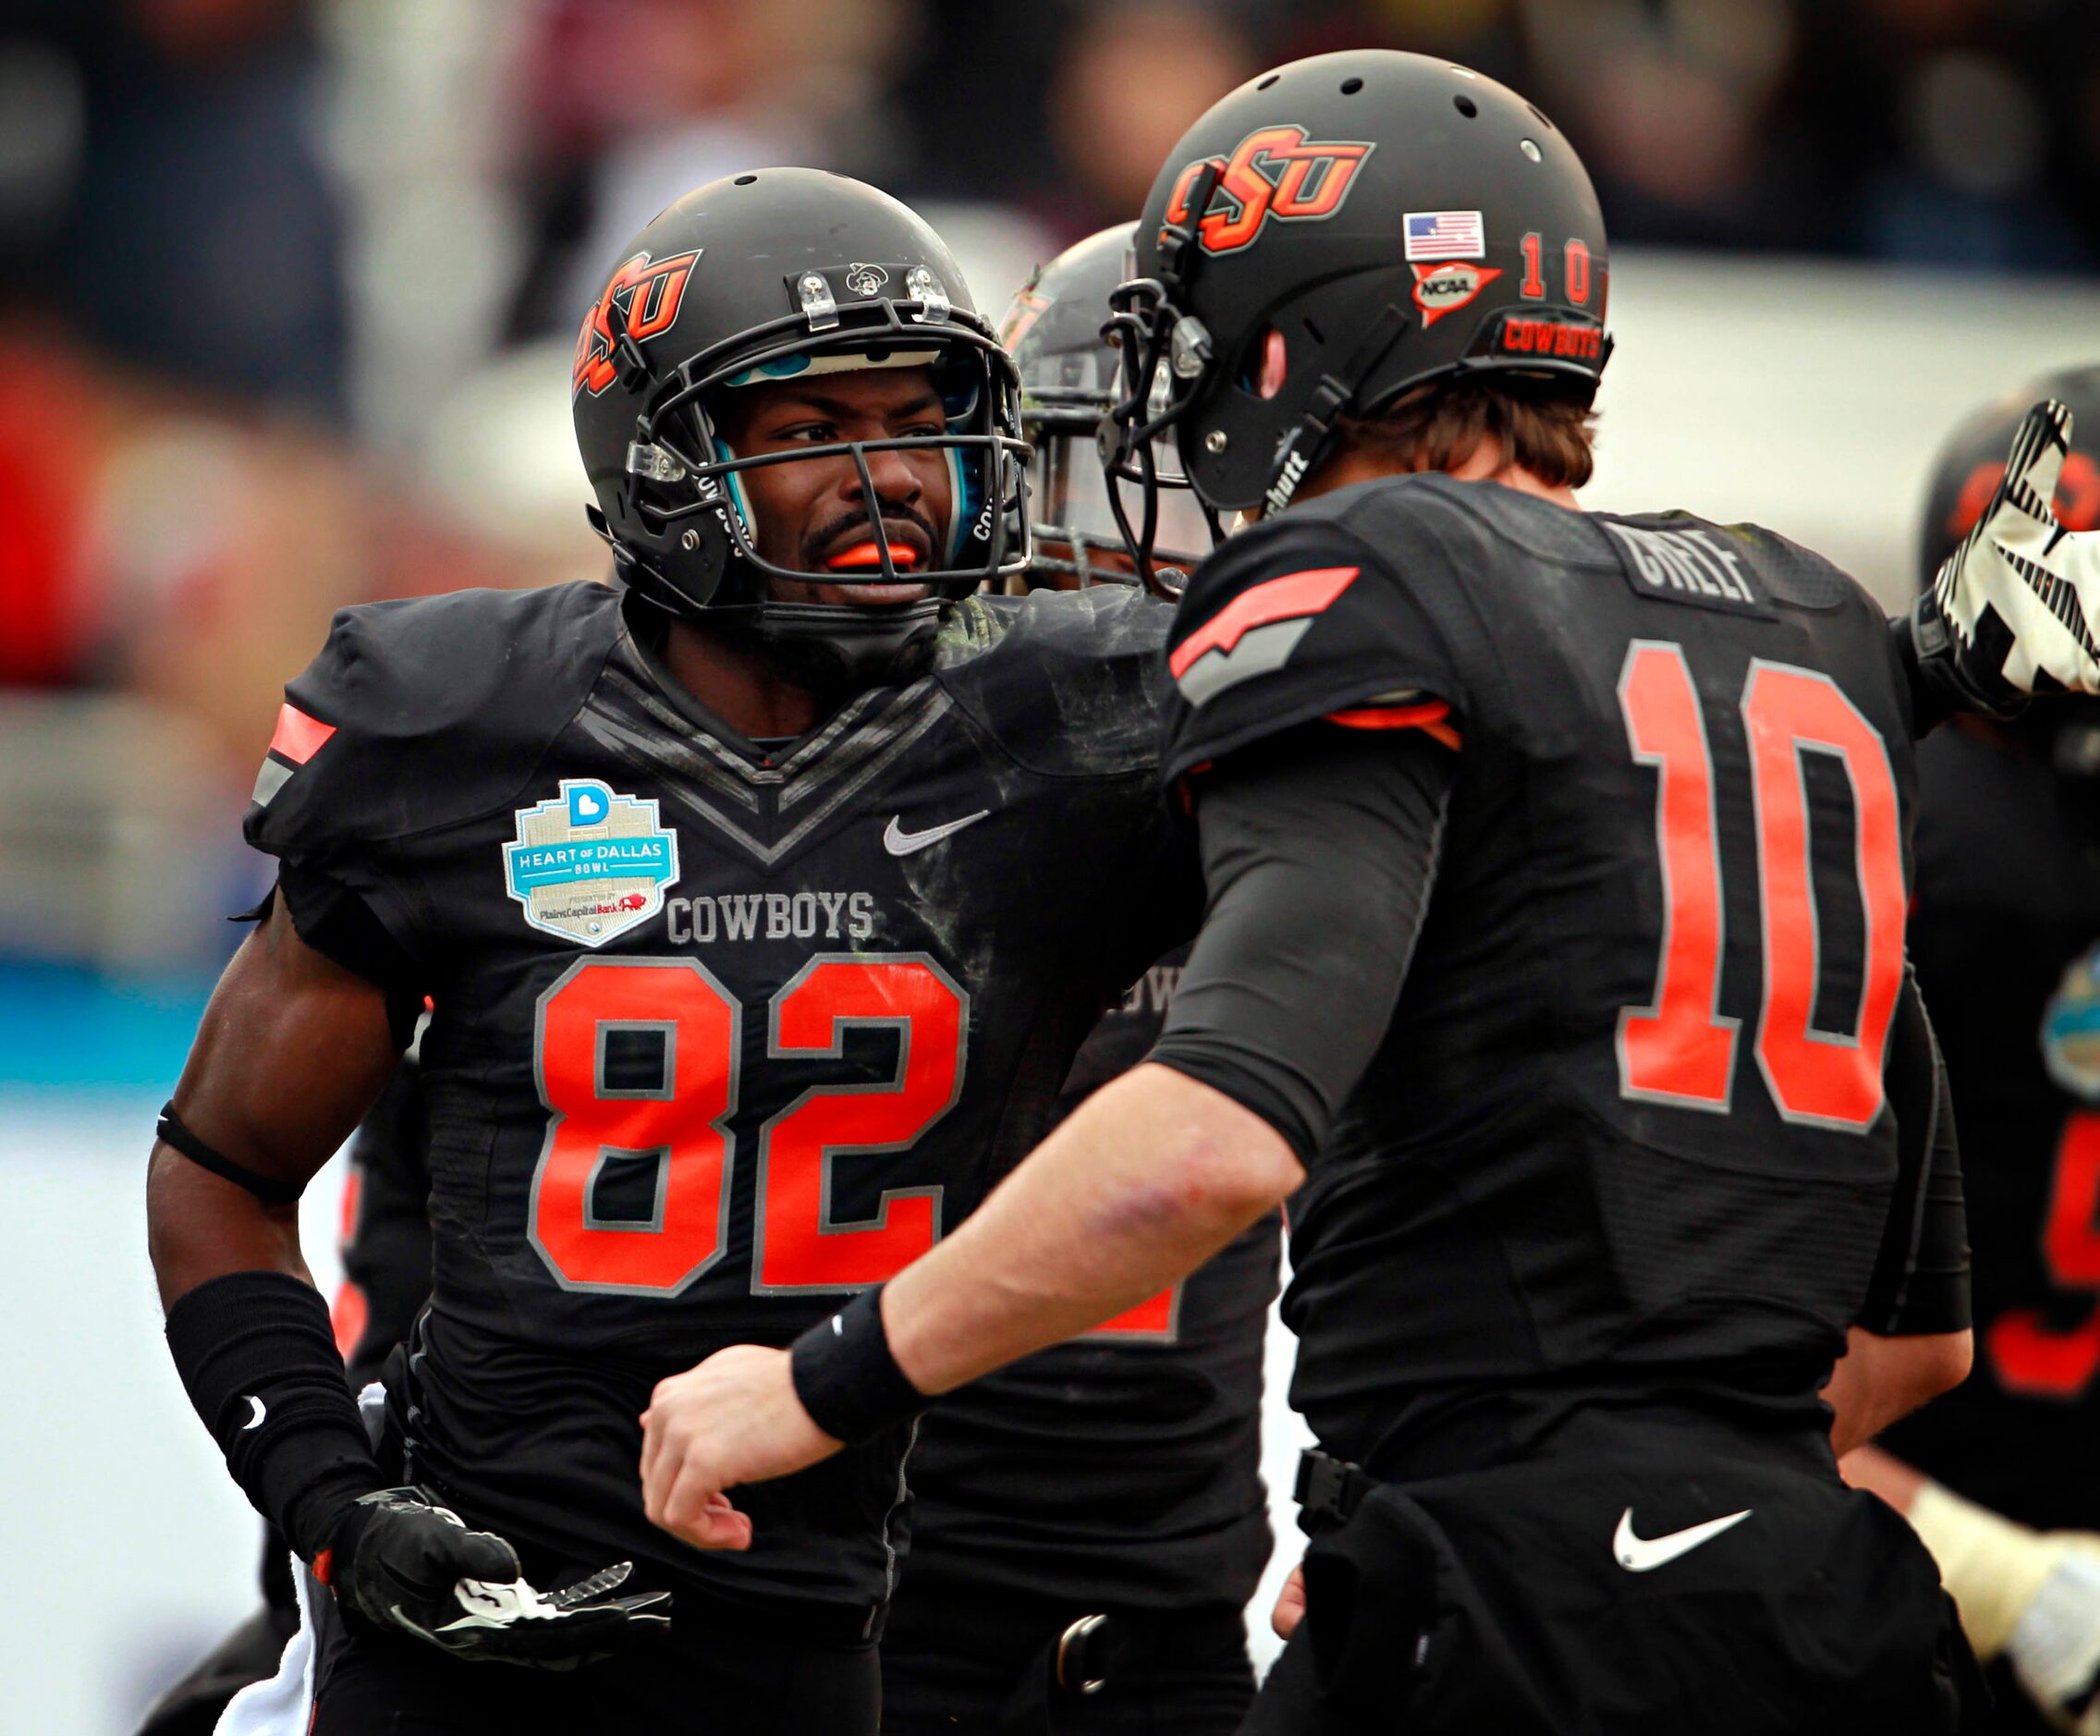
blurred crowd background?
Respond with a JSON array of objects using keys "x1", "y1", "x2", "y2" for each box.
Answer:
[
  {"x1": 6, "y1": 5, "x2": 2100, "y2": 1727},
  {"x1": 3, "y1": 0, "x2": 2100, "y2": 996}
]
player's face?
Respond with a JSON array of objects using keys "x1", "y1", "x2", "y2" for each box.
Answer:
[{"x1": 712, "y1": 366, "x2": 956, "y2": 605}]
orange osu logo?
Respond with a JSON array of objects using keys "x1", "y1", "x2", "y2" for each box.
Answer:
[
  {"x1": 1950, "y1": 451, "x2": 2100, "y2": 541},
  {"x1": 1165, "y1": 125, "x2": 1375, "y2": 255},
  {"x1": 572, "y1": 249, "x2": 701, "y2": 398}
]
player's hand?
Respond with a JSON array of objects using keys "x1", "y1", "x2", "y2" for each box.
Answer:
[
  {"x1": 639, "y1": 1344, "x2": 841, "y2": 1551},
  {"x1": 1923, "y1": 399, "x2": 2100, "y2": 715},
  {"x1": 1272, "y1": 1562, "x2": 1307, "y2": 1639},
  {"x1": 323, "y1": 1486, "x2": 672, "y2": 1668},
  {"x1": 2007, "y1": 1536, "x2": 2100, "y2": 1734}
]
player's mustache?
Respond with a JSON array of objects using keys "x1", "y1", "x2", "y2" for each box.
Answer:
[{"x1": 801, "y1": 502, "x2": 939, "y2": 571}]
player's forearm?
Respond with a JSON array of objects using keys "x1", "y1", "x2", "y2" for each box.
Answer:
[
  {"x1": 147, "y1": 1149, "x2": 312, "y2": 1307},
  {"x1": 1838, "y1": 1442, "x2": 1925, "y2": 1513},
  {"x1": 883, "y1": 1062, "x2": 1301, "y2": 1397}
]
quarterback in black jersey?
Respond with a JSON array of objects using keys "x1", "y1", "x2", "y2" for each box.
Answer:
[
  {"x1": 642, "y1": 53, "x2": 1989, "y2": 1733},
  {"x1": 880, "y1": 226, "x2": 1278, "y2": 1736},
  {"x1": 145, "y1": 171, "x2": 1202, "y2": 1733},
  {"x1": 1845, "y1": 370, "x2": 2100, "y2": 1736}
]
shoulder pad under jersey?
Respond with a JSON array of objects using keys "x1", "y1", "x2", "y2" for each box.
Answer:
[
  {"x1": 1597, "y1": 507, "x2": 1878, "y2": 616},
  {"x1": 1162, "y1": 477, "x2": 1468, "y2": 783},
  {"x1": 245, "y1": 581, "x2": 626, "y2": 860},
  {"x1": 934, "y1": 585, "x2": 1174, "y2": 779}
]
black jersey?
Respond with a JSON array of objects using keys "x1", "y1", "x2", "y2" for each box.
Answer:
[
  {"x1": 1880, "y1": 719, "x2": 2100, "y2": 1530},
  {"x1": 1161, "y1": 474, "x2": 1924, "y2": 1466},
  {"x1": 245, "y1": 580, "x2": 1196, "y2": 1616},
  {"x1": 900, "y1": 947, "x2": 1281, "y2": 1612}
]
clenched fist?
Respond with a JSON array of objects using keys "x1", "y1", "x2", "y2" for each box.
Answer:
[{"x1": 638, "y1": 1344, "x2": 841, "y2": 1551}]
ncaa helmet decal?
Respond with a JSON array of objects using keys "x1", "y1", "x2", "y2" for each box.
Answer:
[
  {"x1": 1162, "y1": 127, "x2": 1377, "y2": 255},
  {"x1": 1411, "y1": 262, "x2": 1503, "y2": 329},
  {"x1": 571, "y1": 250, "x2": 702, "y2": 399}
]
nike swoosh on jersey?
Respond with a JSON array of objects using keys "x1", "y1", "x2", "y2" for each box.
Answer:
[
  {"x1": 241, "y1": 1395, "x2": 267, "y2": 1431},
  {"x1": 883, "y1": 811, "x2": 990, "y2": 856},
  {"x1": 1612, "y1": 1505, "x2": 1752, "y2": 1572}
]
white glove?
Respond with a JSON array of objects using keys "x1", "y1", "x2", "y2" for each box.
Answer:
[
  {"x1": 1906, "y1": 1478, "x2": 2100, "y2": 1731},
  {"x1": 1921, "y1": 399, "x2": 2100, "y2": 714}
]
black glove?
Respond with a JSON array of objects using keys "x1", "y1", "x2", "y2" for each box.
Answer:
[{"x1": 323, "y1": 1486, "x2": 672, "y2": 1669}]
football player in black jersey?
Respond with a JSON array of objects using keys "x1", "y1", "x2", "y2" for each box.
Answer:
[
  {"x1": 640, "y1": 54, "x2": 1992, "y2": 1732},
  {"x1": 1842, "y1": 370, "x2": 2100, "y2": 1736},
  {"x1": 145, "y1": 170, "x2": 1203, "y2": 1733},
  {"x1": 879, "y1": 226, "x2": 1278, "y2": 1736}
]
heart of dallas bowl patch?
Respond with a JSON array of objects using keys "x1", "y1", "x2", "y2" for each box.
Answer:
[{"x1": 503, "y1": 778, "x2": 679, "y2": 947}]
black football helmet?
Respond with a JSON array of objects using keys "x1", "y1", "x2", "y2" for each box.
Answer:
[
  {"x1": 570, "y1": 168, "x2": 1028, "y2": 680},
  {"x1": 1102, "y1": 49, "x2": 1611, "y2": 580},
  {"x1": 1001, "y1": 224, "x2": 1213, "y2": 596}
]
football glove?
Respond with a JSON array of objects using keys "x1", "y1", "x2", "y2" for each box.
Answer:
[
  {"x1": 1917, "y1": 398, "x2": 2100, "y2": 716},
  {"x1": 321, "y1": 1486, "x2": 672, "y2": 1669},
  {"x1": 1906, "y1": 1478, "x2": 2100, "y2": 1732}
]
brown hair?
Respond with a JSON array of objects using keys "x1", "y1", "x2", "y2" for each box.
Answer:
[{"x1": 1335, "y1": 375, "x2": 1598, "y2": 489}]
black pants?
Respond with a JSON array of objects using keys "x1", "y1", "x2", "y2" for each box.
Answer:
[
  {"x1": 882, "y1": 1581, "x2": 1253, "y2": 1735},
  {"x1": 1247, "y1": 1411, "x2": 1993, "y2": 1735},
  {"x1": 308, "y1": 1576, "x2": 879, "y2": 1735}
]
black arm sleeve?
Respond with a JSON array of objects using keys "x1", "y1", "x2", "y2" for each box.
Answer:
[
  {"x1": 1146, "y1": 724, "x2": 1457, "y2": 1161},
  {"x1": 1860, "y1": 970, "x2": 1972, "y2": 1335}
]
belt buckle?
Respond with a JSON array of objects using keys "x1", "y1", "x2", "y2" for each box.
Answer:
[
  {"x1": 1294, "y1": 1448, "x2": 1361, "y2": 1527},
  {"x1": 1056, "y1": 1612, "x2": 1111, "y2": 1695}
]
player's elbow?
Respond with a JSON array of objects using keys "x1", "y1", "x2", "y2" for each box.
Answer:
[
  {"x1": 1871, "y1": 1326, "x2": 1974, "y2": 1420},
  {"x1": 1181, "y1": 1106, "x2": 1305, "y2": 1229},
  {"x1": 1911, "y1": 1327, "x2": 1973, "y2": 1402}
]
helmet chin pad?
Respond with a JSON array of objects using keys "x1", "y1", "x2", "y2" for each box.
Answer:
[{"x1": 738, "y1": 597, "x2": 943, "y2": 692}]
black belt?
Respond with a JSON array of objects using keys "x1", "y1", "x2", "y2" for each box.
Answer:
[
  {"x1": 1047, "y1": 1603, "x2": 1240, "y2": 1695},
  {"x1": 994, "y1": 1602, "x2": 1243, "y2": 1733}
]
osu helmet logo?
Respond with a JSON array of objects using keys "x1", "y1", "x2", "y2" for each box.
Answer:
[
  {"x1": 1165, "y1": 125, "x2": 1375, "y2": 255},
  {"x1": 572, "y1": 249, "x2": 702, "y2": 398}
]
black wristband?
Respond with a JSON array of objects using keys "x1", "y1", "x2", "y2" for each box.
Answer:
[
  {"x1": 165, "y1": 1270, "x2": 382, "y2": 1561},
  {"x1": 788, "y1": 1288, "x2": 927, "y2": 1446}
]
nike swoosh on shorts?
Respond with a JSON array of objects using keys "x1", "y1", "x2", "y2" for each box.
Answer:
[{"x1": 1612, "y1": 1505, "x2": 1752, "y2": 1572}]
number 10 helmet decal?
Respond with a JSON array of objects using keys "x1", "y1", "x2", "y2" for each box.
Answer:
[{"x1": 1101, "y1": 50, "x2": 1614, "y2": 580}]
